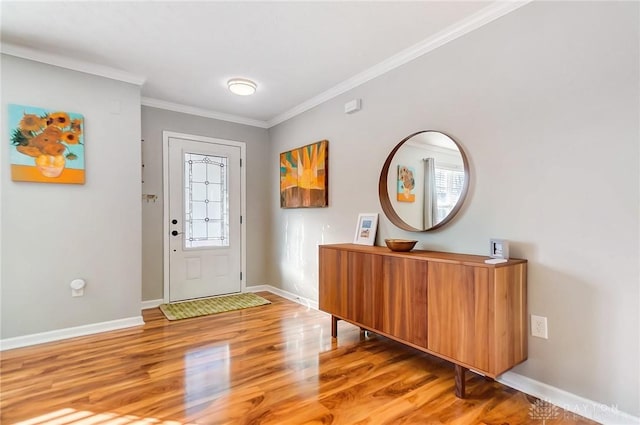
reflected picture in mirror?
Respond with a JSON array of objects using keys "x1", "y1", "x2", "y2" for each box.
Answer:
[
  {"x1": 397, "y1": 165, "x2": 416, "y2": 203},
  {"x1": 379, "y1": 131, "x2": 469, "y2": 232}
]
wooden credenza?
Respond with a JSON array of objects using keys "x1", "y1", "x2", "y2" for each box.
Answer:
[{"x1": 318, "y1": 243, "x2": 527, "y2": 398}]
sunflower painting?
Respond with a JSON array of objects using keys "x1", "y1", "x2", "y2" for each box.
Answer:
[
  {"x1": 280, "y1": 140, "x2": 328, "y2": 208},
  {"x1": 9, "y1": 104, "x2": 85, "y2": 184}
]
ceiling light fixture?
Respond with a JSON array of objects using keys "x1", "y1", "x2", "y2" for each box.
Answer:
[{"x1": 227, "y1": 78, "x2": 257, "y2": 96}]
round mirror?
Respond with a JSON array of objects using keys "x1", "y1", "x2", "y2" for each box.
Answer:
[{"x1": 378, "y1": 131, "x2": 469, "y2": 232}]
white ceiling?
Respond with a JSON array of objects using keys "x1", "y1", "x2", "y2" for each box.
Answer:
[{"x1": 1, "y1": 1, "x2": 526, "y2": 128}]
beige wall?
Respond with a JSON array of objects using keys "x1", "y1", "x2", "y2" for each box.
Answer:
[
  {"x1": 1, "y1": 55, "x2": 142, "y2": 338},
  {"x1": 268, "y1": 1, "x2": 639, "y2": 416},
  {"x1": 141, "y1": 106, "x2": 270, "y2": 301}
]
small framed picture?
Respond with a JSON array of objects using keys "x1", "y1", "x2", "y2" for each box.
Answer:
[
  {"x1": 489, "y1": 238, "x2": 510, "y2": 259},
  {"x1": 353, "y1": 213, "x2": 378, "y2": 246}
]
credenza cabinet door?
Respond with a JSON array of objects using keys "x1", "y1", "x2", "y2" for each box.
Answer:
[
  {"x1": 427, "y1": 262, "x2": 491, "y2": 372},
  {"x1": 322, "y1": 249, "x2": 428, "y2": 348},
  {"x1": 381, "y1": 257, "x2": 428, "y2": 348},
  {"x1": 318, "y1": 248, "x2": 349, "y2": 318},
  {"x1": 347, "y1": 252, "x2": 383, "y2": 329}
]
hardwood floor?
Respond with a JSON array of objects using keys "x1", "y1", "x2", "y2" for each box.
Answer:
[{"x1": 1, "y1": 292, "x2": 597, "y2": 425}]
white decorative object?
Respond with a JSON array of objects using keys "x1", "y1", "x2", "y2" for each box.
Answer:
[
  {"x1": 485, "y1": 258, "x2": 508, "y2": 264},
  {"x1": 489, "y1": 238, "x2": 510, "y2": 259}
]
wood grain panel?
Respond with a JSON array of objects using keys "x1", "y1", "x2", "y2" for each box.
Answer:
[
  {"x1": 347, "y1": 251, "x2": 383, "y2": 329},
  {"x1": 381, "y1": 257, "x2": 428, "y2": 348},
  {"x1": 493, "y1": 262, "x2": 528, "y2": 374},
  {"x1": 320, "y1": 243, "x2": 527, "y2": 267},
  {"x1": 319, "y1": 247, "x2": 348, "y2": 317},
  {"x1": 427, "y1": 262, "x2": 491, "y2": 372},
  {"x1": 0, "y1": 292, "x2": 594, "y2": 425}
]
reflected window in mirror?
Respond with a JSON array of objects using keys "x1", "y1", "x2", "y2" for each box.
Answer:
[{"x1": 435, "y1": 163, "x2": 465, "y2": 223}]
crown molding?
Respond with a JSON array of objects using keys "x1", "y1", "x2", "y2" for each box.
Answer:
[
  {"x1": 142, "y1": 97, "x2": 269, "y2": 129},
  {"x1": 0, "y1": 42, "x2": 146, "y2": 86},
  {"x1": 267, "y1": 0, "x2": 533, "y2": 128}
]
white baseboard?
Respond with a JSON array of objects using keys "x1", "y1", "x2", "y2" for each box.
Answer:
[
  {"x1": 0, "y1": 316, "x2": 145, "y2": 351},
  {"x1": 141, "y1": 298, "x2": 163, "y2": 310},
  {"x1": 245, "y1": 284, "x2": 319, "y2": 310},
  {"x1": 498, "y1": 371, "x2": 639, "y2": 425}
]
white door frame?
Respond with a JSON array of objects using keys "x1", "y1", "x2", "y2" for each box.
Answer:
[{"x1": 162, "y1": 131, "x2": 246, "y2": 303}]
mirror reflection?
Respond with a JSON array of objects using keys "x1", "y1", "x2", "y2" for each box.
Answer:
[{"x1": 379, "y1": 131, "x2": 469, "y2": 232}]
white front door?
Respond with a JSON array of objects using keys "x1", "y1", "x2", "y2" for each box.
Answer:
[{"x1": 165, "y1": 134, "x2": 243, "y2": 302}]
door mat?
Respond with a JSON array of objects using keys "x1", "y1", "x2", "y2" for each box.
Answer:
[{"x1": 159, "y1": 293, "x2": 271, "y2": 321}]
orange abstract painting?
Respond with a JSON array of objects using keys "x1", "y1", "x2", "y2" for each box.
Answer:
[{"x1": 280, "y1": 140, "x2": 328, "y2": 208}]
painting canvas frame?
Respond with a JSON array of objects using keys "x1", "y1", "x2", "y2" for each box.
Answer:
[
  {"x1": 353, "y1": 213, "x2": 378, "y2": 246},
  {"x1": 9, "y1": 104, "x2": 85, "y2": 184},
  {"x1": 280, "y1": 140, "x2": 328, "y2": 208}
]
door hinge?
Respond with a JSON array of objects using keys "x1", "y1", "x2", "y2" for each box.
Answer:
[
  {"x1": 240, "y1": 215, "x2": 243, "y2": 224},
  {"x1": 240, "y1": 158, "x2": 243, "y2": 167},
  {"x1": 240, "y1": 272, "x2": 243, "y2": 280}
]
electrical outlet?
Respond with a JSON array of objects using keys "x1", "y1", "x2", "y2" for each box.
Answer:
[{"x1": 531, "y1": 315, "x2": 548, "y2": 339}]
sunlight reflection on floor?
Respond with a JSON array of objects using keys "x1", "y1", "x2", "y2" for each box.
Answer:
[
  {"x1": 14, "y1": 408, "x2": 194, "y2": 425},
  {"x1": 184, "y1": 344, "x2": 231, "y2": 416}
]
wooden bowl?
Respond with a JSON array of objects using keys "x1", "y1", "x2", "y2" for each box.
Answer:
[{"x1": 384, "y1": 239, "x2": 418, "y2": 252}]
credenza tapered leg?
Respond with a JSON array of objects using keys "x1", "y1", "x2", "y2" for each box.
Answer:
[
  {"x1": 331, "y1": 315, "x2": 339, "y2": 338},
  {"x1": 454, "y1": 364, "x2": 467, "y2": 399}
]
